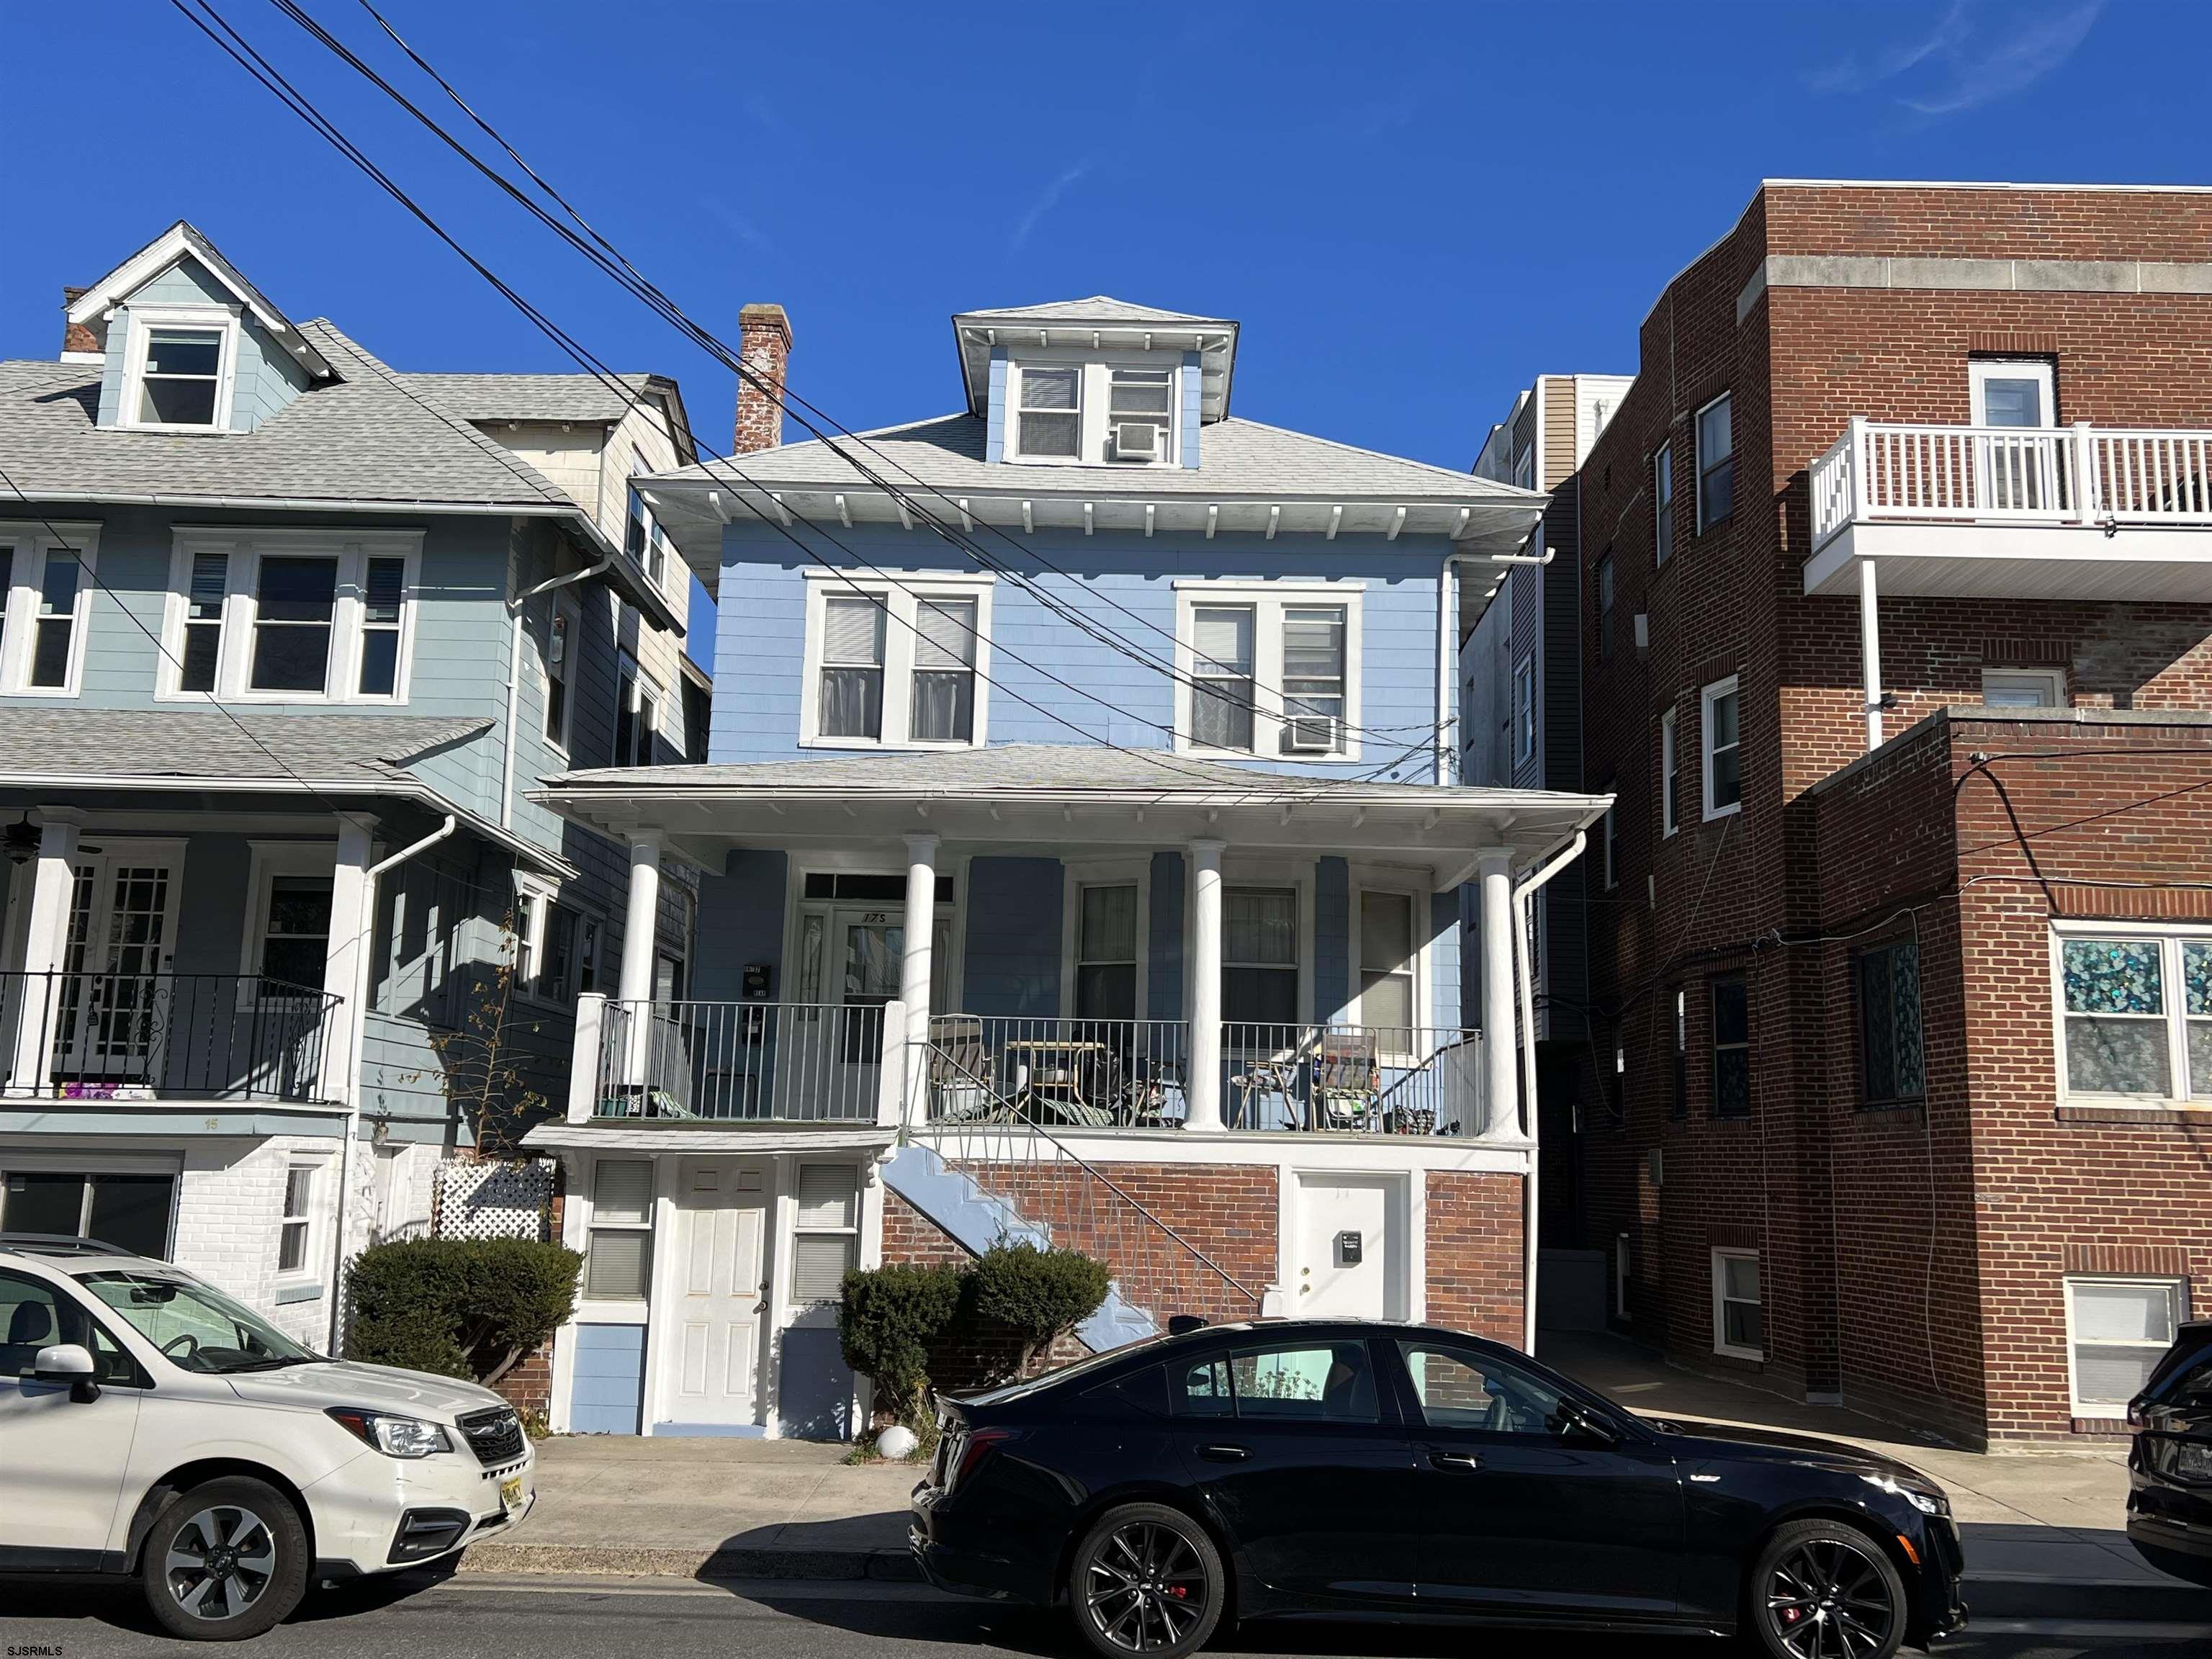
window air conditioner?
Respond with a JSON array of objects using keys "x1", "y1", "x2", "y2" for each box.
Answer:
[
  {"x1": 1282, "y1": 714, "x2": 1339, "y2": 753},
  {"x1": 1113, "y1": 421, "x2": 1161, "y2": 462}
]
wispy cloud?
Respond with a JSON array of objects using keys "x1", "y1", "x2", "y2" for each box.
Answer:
[
  {"x1": 1807, "y1": 1, "x2": 2100, "y2": 117},
  {"x1": 1009, "y1": 160, "x2": 1093, "y2": 252},
  {"x1": 701, "y1": 196, "x2": 773, "y2": 253}
]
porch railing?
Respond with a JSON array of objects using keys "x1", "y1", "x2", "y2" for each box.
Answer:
[
  {"x1": 1810, "y1": 418, "x2": 2212, "y2": 549},
  {"x1": 0, "y1": 971, "x2": 341, "y2": 1105},
  {"x1": 922, "y1": 1015, "x2": 1190, "y2": 1128},
  {"x1": 589, "y1": 998, "x2": 884, "y2": 1123},
  {"x1": 1218, "y1": 1022, "x2": 1483, "y2": 1136}
]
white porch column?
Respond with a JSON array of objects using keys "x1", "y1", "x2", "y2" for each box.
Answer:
[
  {"x1": 899, "y1": 834, "x2": 938, "y2": 1123},
  {"x1": 616, "y1": 831, "x2": 663, "y2": 1084},
  {"x1": 318, "y1": 814, "x2": 376, "y2": 1106},
  {"x1": 1477, "y1": 849, "x2": 1518, "y2": 1138},
  {"x1": 7, "y1": 813, "x2": 80, "y2": 1093},
  {"x1": 1859, "y1": 558, "x2": 1884, "y2": 752},
  {"x1": 1184, "y1": 839, "x2": 1226, "y2": 1133}
]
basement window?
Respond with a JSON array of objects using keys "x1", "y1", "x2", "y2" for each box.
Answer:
[
  {"x1": 2065, "y1": 1277, "x2": 2187, "y2": 1418},
  {"x1": 1711, "y1": 1249, "x2": 1764, "y2": 1361}
]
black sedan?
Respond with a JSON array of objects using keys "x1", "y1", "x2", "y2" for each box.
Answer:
[
  {"x1": 909, "y1": 1320, "x2": 1965, "y2": 1659},
  {"x1": 2129, "y1": 1317, "x2": 2212, "y2": 1588}
]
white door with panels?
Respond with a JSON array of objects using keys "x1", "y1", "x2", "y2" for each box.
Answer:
[
  {"x1": 664, "y1": 1159, "x2": 768, "y2": 1429},
  {"x1": 56, "y1": 853, "x2": 184, "y2": 1084},
  {"x1": 1293, "y1": 1173, "x2": 1406, "y2": 1320}
]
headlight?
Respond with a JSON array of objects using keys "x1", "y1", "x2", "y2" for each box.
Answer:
[
  {"x1": 1861, "y1": 1472, "x2": 1949, "y2": 1516},
  {"x1": 327, "y1": 1406, "x2": 454, "y2": 1458}
]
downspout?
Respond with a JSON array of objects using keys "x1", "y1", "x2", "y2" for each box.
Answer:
[
  {"x1": 1511, "y1": 829, "x2": 1586, "y2": 1357},
  {"x1": 1435, "y1": 554, "x2": 1457, "y2": 784},
  {"x1": 502, "y1": 554, "x2": 615, "y2": 829},
  {"x1": 326, "y1": 814, "x2": 460, "y2": 1351}
]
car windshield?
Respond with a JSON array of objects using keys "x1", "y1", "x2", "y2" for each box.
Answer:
[{"x1": 75, "y1": 1271, "x2": 321, "y2": 1374}]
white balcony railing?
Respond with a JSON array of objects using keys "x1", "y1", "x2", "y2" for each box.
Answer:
[{"x1": 1809, "y1": 419, "x2": 2212, "y2": 549}]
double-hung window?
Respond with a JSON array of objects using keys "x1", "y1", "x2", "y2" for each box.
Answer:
[
  {"x1": 613, "y1": 652, "x2": 663, "y2": 767},
  {"x1": 1653, "y1": 444, "x2": 1675, "y2": 565},
  {"x1": 2056, "y1": 928, "x2": 2212, "y2": 1102},
  {"x1": 1696, "y1": 393, "x2": 1734, "y2": 531},
  {"x1": 517, "y1": 883, "x2": 599, "y2": 1005},
  {"x1": 801, "y1": 575, "x2": 994, "y2": 749},
  {"x1": 1513, "y1": 655, "x2": 1535, "y2": 764},
  {"x1": 1280, "y1": 606, "x2": 1346, "y2": 752},
  {"x1": 163, "y1": 531, "x2": 418, "y2": 703},
  {"x1": 1223, "y1": 886, "x2": 1299, "y2": 1031},
  {"x1": 1701, "y1": 675, "x2": 1740, "y2": 818},
  {"x1": 542, "y1": 597, "x2": 576, "y2": 750},
  {"x1": 1014, "y1": 364, "x2": 1082, "y2": 459},
  {"x1": 624, "y1": 451, "x2": 668, "y2": 590},
  {"x1": 0, "y1": 526, "x2": 99, "y2": 698},
  {"x1": 276, "y1": 1161, "x2": 318, "y2": 1279},
  {"x1": 1595, "y1": 552, "x2": 1615, "y2": 663},
  {"x1": 1660, "y1": 706, "x2": 1680, "y2": 836},
  {"x1": 1669, "y1": 987, "x2": 1689, "y2": 1118},
  {"x1": 791, "y1": 1165, "x2": 860, "y2": 1304},
  {"x1": 1858, "y1": 938, "x2": 1925, "y2": 1105},
  {"x1": 1074, "y1": 882, "x2": 1140, "y2": 1022},
  {"x1": 1357, "y1": 886, "x2": 1418, "y2": 1044},
  {"x1": 2066, "y1": 1277, "x2": 2188, "y2": 1417},
  {"x1": 122, "y1": 308, "x2": 236, "y2": 432},
  {"x1": 1177, "y1": 585, "x2": 1362, "y2": 760},
  {"x1": 1107, "y1": 367, "x2": 1174, "y2": 463},
  {"x1": 583, "y1": 1160, "x2": 652, "y2": 1300},
  {"x1": 1191, "y1": 606, "x2": 1257, "y2": 752},
  {"x1": 1711, "y1": 972, "x2": 1750, "y2": 1118},
  {"x1": 1711, "y1": 1249, "x2": 1763, "y2": 1360},
  {"x1": 258, "y1": 876, "x2": 334, "y2": 989}
]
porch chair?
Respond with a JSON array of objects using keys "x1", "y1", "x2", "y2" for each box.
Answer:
[
  {"x1": 927, "y1": 1015, "x2": 1009, "y2": 1123},
  {"x1": 1229, "y1": 1028, "x2": 1316, "y2": 1130},
  {"x1": 1313, "y1": 1030, "x2": 1382, "y2": 1132}
]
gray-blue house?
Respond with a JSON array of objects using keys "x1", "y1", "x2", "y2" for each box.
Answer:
[
  {"x1": 519, "y1": 297, "x2": 1609, "y2": 1439},
  {"x1": 0, "y1": 222, "x2": 701, "y2": 1343}
]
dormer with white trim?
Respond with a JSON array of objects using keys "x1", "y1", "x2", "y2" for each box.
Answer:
[
  {"x1": 64, "y1": 221, "x2": 336, "y2": 435},
  {"x1": 953, "y1": 297, "x2": 1236, "y2": 471}
]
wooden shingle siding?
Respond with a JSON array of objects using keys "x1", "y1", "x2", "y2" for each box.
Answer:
[{"x1": 961, "y1": 857, "x2": 1064, "y2": 1016}]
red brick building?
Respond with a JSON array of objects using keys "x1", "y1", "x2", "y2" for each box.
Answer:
[{"x1": 1569, "y1": 181, "x2": 2212, "y2": 1447}]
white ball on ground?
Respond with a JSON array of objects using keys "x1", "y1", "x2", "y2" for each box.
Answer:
[{"x1": 876, "y1": 1425, "x2": 919, "y2": 1460}]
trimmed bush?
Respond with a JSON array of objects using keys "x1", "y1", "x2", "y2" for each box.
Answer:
[
  {"x1": 966, "y1": 1243, "x2": 1111, "y2": 1374},
  {"x1": 839, "y1": 1262, "x2": 964, "y2": 1424},
  {"x1": 346, "y1": 1238, "x2": 580, "y2": 1385}
]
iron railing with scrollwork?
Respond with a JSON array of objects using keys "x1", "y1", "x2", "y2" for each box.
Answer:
[{"x1": 0, "y1": 972, "x2": 341, "y2": 1105}]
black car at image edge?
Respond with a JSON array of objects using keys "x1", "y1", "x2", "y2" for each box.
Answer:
[
  {"x1": 910, "y1": 1319, "x2": 1966, "y2": 1659},
  {"x1": 2129, "y1": 1316, "x2": 2212, "y2": 1590}
]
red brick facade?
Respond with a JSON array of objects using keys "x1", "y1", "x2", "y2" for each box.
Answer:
[
  {"x1": 1570, "y1": 183, "x2": 2212, "y2": 1444},
  {"x1": 1423, "y1": 1171, "x2": 1524, "y2": 1344}
]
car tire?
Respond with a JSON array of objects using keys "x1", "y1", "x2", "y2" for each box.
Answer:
[
  {"x1": 1747, "y1": 1518, "x2": 1908, "y2": 1659},
  {"x1": 1068, "y1": 1502, "x2": 1226, "y2": 1659},
  {"x1": 141, "y1": 1476, "x2": 310, "y2": 1641}
]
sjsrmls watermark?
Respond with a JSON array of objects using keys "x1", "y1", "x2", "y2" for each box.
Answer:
[{"x1": 8, "y1": 1645, "x2": 65, "y2": 1658}]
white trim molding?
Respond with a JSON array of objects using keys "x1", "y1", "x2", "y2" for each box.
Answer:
[
  {"x1": 798, "y1": 570, "x2": 994, "y2": 752},
  {"x1": 1710, "y1": 1245, "x2": 1764, "y2": 1362},
  {"x1": 1173, "y1": 580, "x2": 1364, "y2": 763},
  {"x1": 1701, "y1": 675, "x2": 1741, "y2": 822},
  {"x1": 1059, "y1": 856, "x2": 1153, "y2": 1022},
  {"x1": 115, "y1": 302, "x2": 241, "y2": 434},
  {"x1": 0, "y1": 520, "x2": 102, "y2": 699}
]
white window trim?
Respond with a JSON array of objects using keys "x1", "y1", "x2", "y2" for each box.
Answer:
[
  {"x1": 799, "y1": 572, "x2": 995, "y2": 751},
  {"x1": 613, "y1": 649, "x2": 667, "y2": 768},
  {"x1": 791, "y1": 1163, "x2": 862, "y2": 1306},
  {"x1": 1971, "y1": 358, "x2": 2057, "y2": 428},
  {"x1": 158, "y1": 527, "x2": 422, "y2": 705},
  {"x1": 780, "y1": 850, "x2": 971, "y2": 1015},
  {"x1": 2063, "y1": 1274, "x2": 2189, "y2": 1419},
  {"x1": 543, "y1": 591, "x2": 581, "y2": 755},
  {"x1": 274, "y1": 1151, "x2": 333, "y2": 1290},
  {"x1": 1172, "y1": 581, "x2": 1364, "y2": 763},
  {"x1": 1660, "y1": 706, "x2": 1680, "y2": 837},
  {"x1": 1512, "y1": 653, "x2": 1535, "y2": 765},
  {"x1": 2049, "y1": 920, "x2": 2212, "y2": 1108},
  {"x1": 0, "y1": 521, "x2": 101, "y2": 699},
  {"x1": 513, "y1": 871, "x2": 560, "y2": 1009},
  {"x1": 1058, "y1": 858, "x2": 1153, "y2": 1025},
  {"x1": 1004, "y1": 351, "x2": 1182, "y2": 469},
  {"x1": 1982, "y1": 665, "x2": 2066, "y2": 708},
  {"x1": 116, "y1": 303, "x2": 241, "y2": 434},
  {"x1": 237, "y1": 840, "x2": 341, "y2": 990},
  {"x1": 1200, "y1": 856, "x2": 1316, "y2": 1028},
  {"x1": 1695, "y1": 391, "x2": 1734, "y2": 533},
  {"x1": 1701, "y1": 675, "x2": 1741, "y2": 822},
  {"x1": 580, "y1": 1155, "x2": 655, "y2": 1308},
  {"x1": 1349, "y1": 865, "x2": 1431, "y2": 1048},
  {"x1": 1710, "y1": 1246, "x2": 1764, "y2": 1362}
]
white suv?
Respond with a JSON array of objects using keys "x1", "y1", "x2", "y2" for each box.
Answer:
[{"x1": 0, "y1": 1234, "x2": 536, "y2": 1639}]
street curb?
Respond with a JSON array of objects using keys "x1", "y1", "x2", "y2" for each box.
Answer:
[
  {"x1": 1964, "y1": 1571, "x2": 2212, "y2": 1624},
  {"x1": 459, "y1": 1543, "x2": 922, "y2": 1583}
]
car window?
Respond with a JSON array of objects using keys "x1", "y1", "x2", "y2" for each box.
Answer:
[
  {"x1": 0, "y1": 1269, "x2": 86, "y2": 1377},
  {"x1": 1169, "y1": 1353, "x2": 1235, "y2": 1419},
  {"x1": 76, "y1": 1272, "x2": 316, "y2": 1374},
  {"x1": 1398, "y1": 1341, "x2": 1575, "y2": 1436}
]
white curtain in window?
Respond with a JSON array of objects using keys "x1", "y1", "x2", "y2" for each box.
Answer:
[{"x1": 1226, "y1": 889, "x2": 1295, "y2": 965}]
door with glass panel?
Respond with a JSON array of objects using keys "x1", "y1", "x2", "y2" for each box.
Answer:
[
  {"x1": 788, "y1": 886, "x2": 951, "y2": 1121},
  {"x1": 1971, "y1": 359, "x2": 2059, "y2": 513},
  {"x1": 55, "y1": 857, "x2": 183, "y2": 1087}
]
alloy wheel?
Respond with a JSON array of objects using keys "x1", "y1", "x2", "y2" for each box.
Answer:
[
  {"x1": 1084, "y1": 1521, "x2": 1209, "y2": 1653},
  {"x1": 164, "y1": 1506, "x2": 277, "y2": 1622},
  {"x1": 1764, "y1": 1535, "x2": 1899, "y2": 1659}
]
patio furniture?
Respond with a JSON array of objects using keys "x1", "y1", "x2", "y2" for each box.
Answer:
[
  {"x1": 1313, "y1": 1030, "x2": 1381, "y2": 1131},
  {"x1": 1229, "y1": 1032, "x2": 1314, "y2": 1130},
  {"x1": 928, "y1": 1015, "x2": 1006, "y2": 1122},
  {"x1": 1118, "y1": 1056, "x2": 1184, "y2": 1128},
  {"x1": 1002, "y1": 1037, "x2": 1119, "y2": 1125}
]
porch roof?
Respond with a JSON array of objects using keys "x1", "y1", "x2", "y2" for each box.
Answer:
[{"x1": 531, "y1": 744, "x2": 1611, "y2": 887}]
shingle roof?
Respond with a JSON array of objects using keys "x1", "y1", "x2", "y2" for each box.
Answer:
[
  {"x1": 0, "y1": 710, "x2": 491, "y2": 784},
  {"x1": 958, "y1": 296, "x2": 1233, "y2": 327},
  {"x1": 398, "y1": 372, "x2": 664, "y2": 426},
  {"x1": 0, "y1": 322, "x2": 579, "y2": 511},
  {"x1": 655, "y1": 413, "x2": 1539, "y2": 504}
]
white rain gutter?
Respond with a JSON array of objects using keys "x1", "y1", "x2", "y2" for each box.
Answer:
[
  {"x1": 1511, "y1": 829, "x2": 1586, "y2": 1357},
  {"x1": 501, "y1": 556, "x2": 613, "y2": 828},
  {"x1": 326, "y1": 814, "x2": 459, "y2": 1350}
]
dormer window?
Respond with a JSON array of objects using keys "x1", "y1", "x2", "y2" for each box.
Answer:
[
  {"x1": 121, "y1": 306, "x2": 237, "y2": 432},
  {"x1": 1108, "y1": 368, "x2": 1172, "y2": 463},
  {"x1": 1015, "y1": 364, "x2": 1081, "y2": 458}
]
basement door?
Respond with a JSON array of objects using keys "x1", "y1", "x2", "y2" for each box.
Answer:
[
  {"x1": 1293, "y1": 1173, "x2": 1408, "y2": 1321},
  {"x1": 662, "y1": 1159, "x2": 768, "y2": 1431}
]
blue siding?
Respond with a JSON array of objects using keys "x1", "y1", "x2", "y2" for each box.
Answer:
[
  {"x1": 1179, "y1": 352, "x2": 1201, "y2": 468},
  {"x1": 692, "y1": 851, "x2": 788, "y2": 1001},
  {"x1": 568, "y1": 1323, "x2": 647, "y2": 1434},
  {"x1": 777, "y1": 1326, "x2": 853, "y2": 1441},
  {"x1": 1146, "y1": 852, "x2": 1184, "y2": 1022},
  {"x1": 1316, "y1": 857, "x2": 1349, "y2": 1022},
  {"x1": 984, "y1": 346, "x2": 1007, "y2": 464},
  {"x1": 961, "y1": 857, "x2": 1062, "y2": 1015},
  {"x1": 1429, "y1": 891, "x2": 1462, "y2": 1030}
]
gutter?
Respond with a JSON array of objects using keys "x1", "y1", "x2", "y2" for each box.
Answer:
[
  {"x1": 327, "y1": 814, "x2": 459, "y2": 1351},
  {"x1": 1511, "y1": 830, "x2": 1587, "y2": 1357},
  {"x1": 503, "y1": 555, "x2": 615, "y2": 829}
]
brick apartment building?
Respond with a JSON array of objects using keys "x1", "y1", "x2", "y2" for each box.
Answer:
[{"x1": 1568, "y1": 179, "x2": 2212, "y2": 1447}]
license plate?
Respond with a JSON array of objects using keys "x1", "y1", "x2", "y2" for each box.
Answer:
[{"x1": 500, "y1": 1476, "x2": 523, "y2": 1513}]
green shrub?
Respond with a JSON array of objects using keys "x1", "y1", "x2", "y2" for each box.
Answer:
[
  {"x1": 839, "y1": 1262, "x2": 963, "y2": 1424},
  {"x1": 966, "y1": 1242, "x2": 1110, "y2": 1373},
  {"x1": 346, "y1": 1238, "x2": 580, "y2": 1385}
]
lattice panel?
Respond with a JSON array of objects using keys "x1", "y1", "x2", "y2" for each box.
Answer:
[{"x1": 433, "y1": 1159, "x2": 554, "y2": 1241}]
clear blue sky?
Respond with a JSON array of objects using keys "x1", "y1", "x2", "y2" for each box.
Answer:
[{"x1": 0, "y1": 0, "x2": 2184, "y2": 646}]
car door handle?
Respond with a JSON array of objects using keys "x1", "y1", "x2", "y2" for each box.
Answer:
[
  {"x1": 1197, "y1": 1444, "x2": 1249, "y2": 1462},
  {"x1": 1429, "y1": 1450, "x2": 1483, "y2": 1472}
]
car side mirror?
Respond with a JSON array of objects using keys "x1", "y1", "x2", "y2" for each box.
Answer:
[
  {"x1": 32, "y1": 1343, "x2": 101, "y2": 1403},
  {"x1": 1560, "y1": 1402, "x2": 1620, "y2": 1447}
]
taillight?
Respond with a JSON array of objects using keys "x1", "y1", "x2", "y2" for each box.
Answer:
[{"x1": 945, "y1": 1426, "x2": 1013, "y2": 1493}]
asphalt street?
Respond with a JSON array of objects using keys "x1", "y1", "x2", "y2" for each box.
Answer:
[{"x1": 1, "y1": 1574, "x2": 2209, "y2": 1659}]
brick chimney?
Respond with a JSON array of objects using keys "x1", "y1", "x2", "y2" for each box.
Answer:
[
  {"x1": 60, "y1": 287, "x2": 99, "y2": 358},
  {"x1": 734, "y1": 302, "x2": 792, "y2": 454}
]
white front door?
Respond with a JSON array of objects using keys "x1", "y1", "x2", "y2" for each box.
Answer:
[
  {"x1": 57, "y1": 855, "x2": 182, "y2": 1083},
  {"x1": 1295, "y1": 1174, "x2": 1403, "y2": 1320},
  {"x1": 662, "y1": 1159, "x2": 768, "y2": 1429}
]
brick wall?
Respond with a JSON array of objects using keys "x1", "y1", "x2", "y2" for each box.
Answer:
[{"x1": 1423, "y1": 1170, "x2": 1524, "y2": 1344}]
